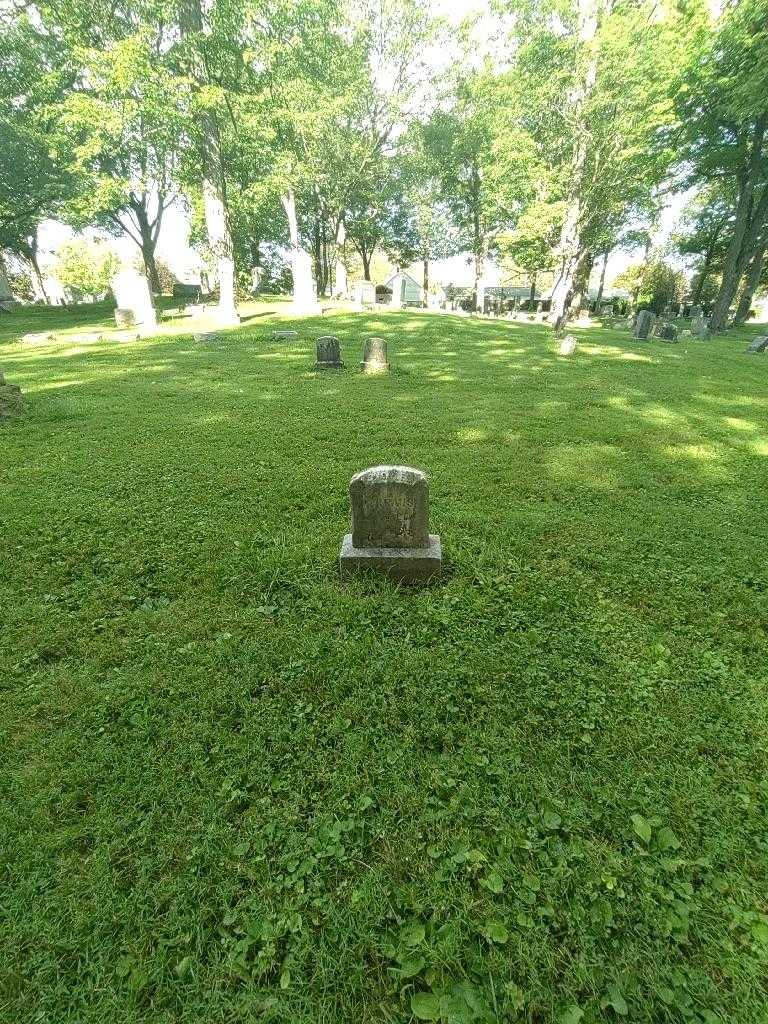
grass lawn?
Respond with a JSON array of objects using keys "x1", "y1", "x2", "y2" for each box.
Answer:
[{"x1": 1, "y1": 302, "x2": 767, "y2": 1024}]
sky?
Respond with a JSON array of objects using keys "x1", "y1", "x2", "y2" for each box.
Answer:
[{"x1": 37, "y1": 0, "x2": 695, "y2": 292}]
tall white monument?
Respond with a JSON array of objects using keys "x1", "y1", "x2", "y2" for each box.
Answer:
[{"x1": 112, "y1": 267, "x2": 158, "y2": 330}]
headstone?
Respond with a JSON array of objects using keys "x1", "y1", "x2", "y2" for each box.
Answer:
[
  {"x1": 746, "y1": 335, "x2": 768, "y2": 354},
  {"x1": 681, "y1": 329, "x2": 692, "y2": 338},
  {"x1": 114, "y1": 307, "x2": 136, "y2": 328},
  {"x1": 361, "y1": 337, "x2": 389, "y2": 374},
  {"x1": 656, "y1": 321, "x2": 679, "y2": 342},
  {"x1": 273, "y1": 330, "x2": 298, "y2": 341},
  {"x1": 193, "y1": 331, "x2": 222, "y2": 343},
  {"x1": 112, "y1": 268, "x2": 157, "y2": 329},
  {"x1": 291, "y1": 248, "x2": 321, "y2": 315},
  {"x1": 339, "y1": 466, "x2": 442, "y2": 583},
  {"x1": 186, "y1": 304, "x2": 206, "y2": 316},
  {"x1": 558, "y1": 335, "x2": 577, "y2": 356},
  {"x1": 173, "y1": 282, "x2": 203, "y2": 304},
  {"x1": 633, "y1": 310, "x2": 654, "y2": 339},
  {"x1": 352, "y1": 280, "x2": 376, "y2": 308},
  {"x1": 315, "y1": 335, "x2": 343, "y2": 369},
  {"x1": 692, "y1": 313, "x2": 710, "y2": 340}
]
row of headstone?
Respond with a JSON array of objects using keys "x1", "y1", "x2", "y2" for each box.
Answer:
[{"x1": 269, "y1": 331, "x2": 391, "y2": 373}]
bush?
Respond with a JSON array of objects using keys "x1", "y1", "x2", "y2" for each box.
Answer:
[{"x1": 54, "y1": 240, "x2": 120, "y2": 299}]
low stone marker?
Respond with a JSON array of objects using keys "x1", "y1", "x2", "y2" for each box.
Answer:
[
  {"x1": 315, "y1": 335, "x2": 343, "y2": 369},
  {"x1": 339, "y1": 466, "x2": 442, "y2": 583},
  {"x1": 21, "y1": 331, "x2": 55, "y2": 345},
  {"x1": 746, "y1": 335, "x2": 768, "y2": 354},
  {"x1": 558, "y1": 335, "x2": 577, "y2": 356},
  {"x1": 273, "y1": 330, "x2": 298, "y2": 341},
  {"x1": 361, "y1": 337, "x2": 389, "y2": 373},
  {"x1": 633, "y1": 310, "x2": 654, "y2": 339},
  {"x1": 193, "y1": 331, "x2": 222, "y2": 343},
  {"x1": 656, "y1": 321, "x2": 679, "y2": 342},
  {"x1": 114, "y1": 308, "x2": 136, "y2": 328}
]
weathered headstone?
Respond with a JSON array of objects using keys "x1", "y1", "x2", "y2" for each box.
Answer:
[
  {"x1": 112, "y1": 267, "x2": 158, "y2": 329},
  {"x1": 633, "y1": 310, "x2": 654, "y2": 339},
  {"x1": 559, "y1": 335, "x2": 577, "y2": 356},
  {"x1": 193, "y1": 331, "x2": 222, "y2": 343},
  {"x1": 273, "y1": 330, "x2": 298, "y2": 341},
  {"x1": 361, "y1": 337, "x2": 389, "y2": 374},
  {"x1": 691, "y1": 313, "x2": 710, "y2": 339},
  {"x1": 114, "y1": 307, "x2": 136, "y2": 328},
  {"x1": 339, "y1": 466, "x2": 442, "y2": 583},
  {"x1": 656, "y1": 321, "x2": 679, "y2": 342},
  {"x1": 315, "y1": 335, "x2": 343, "y2": 369},
  {"x1": 746, "y1": 335, "x2": 768, "y2": 354}
]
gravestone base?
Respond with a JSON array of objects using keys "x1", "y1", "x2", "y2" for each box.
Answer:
[
  {"x1": 316, "y1": 358, "x2": 344, "y2": 369},
  {"x1": 339, "y1": 533, "x2": 442, "y2": 584}
]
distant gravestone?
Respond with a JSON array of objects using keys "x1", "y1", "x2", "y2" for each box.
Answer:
[
  {"x1": 114, "y1": 308, "x2": 136, "y2": 328},
  {"x1": 746, "y1": 335, "x2": 768, "y2": 354},
  {"x1": 559, "y1": 335, "x2": 577, "y2": 355},
  {"x1": 112, "y1": 268, "x2": 157, "y2": 329},
  {"x1": 692, "y1": 313, "x2": 710, "y2": 339},
  {"x1": 315, "y1": 335, "x2": 343, "y2": 369},
  {"x1": 633, "y1": 310, "x2": 654, "y2": 339},
  {"x1": 352, "y1": 280, "x2": 376, "y2": 308},
  {"x1": 361, "y1": 337, "x2": 389, "y2": 373},
  {"x1": 273, "y1": 330, "x2": 298, "y2": 341},
  {"x1": 193, "y1": 331, "x2": 222, "y2": 343},
  {"x1": 656, "y1": 321, "x2": 679, "y2": 342},
  {"x1": 339, "y1": 466, "x2": 442, "y2": 583}
]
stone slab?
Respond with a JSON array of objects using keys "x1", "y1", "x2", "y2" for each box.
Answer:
[
  {"x1": 746, "y1": 335, "x2": 768, "y2": 353},
  {"x1": 273, "y1": 330, "x2": 298, "y2": 340},
  {"x1": 339, "y1": 533, "x2": 442, "y2": 584}
]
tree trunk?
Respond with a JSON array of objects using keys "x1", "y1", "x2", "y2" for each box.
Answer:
[
  {"x1": 361, "y1": 250, "x2": 371, "y2": 281},
  {"x1": 179, "y1": 0, "x2": 238, "y2": 325},
  {"x1": 474, "y1": 250, "x2": 483, "y2": 313},
  {"x1": 733, "y1": 237, "x2": 767, "y2": 324},
  {"x1": 549, "y1": 0, "x2": 599, "y2": 330},
  {"x1": 709, "y1": 116, "x2": 767, "y2": 333},
  {"x1": 595, "y1": 251, "x2": 609, "y2": 308},
  {"x1": 28, "y1": 242, "x2": 49, "y2": 304},
  {"x1": 528, "y1": 269, "x2": 537, "y2": 306},
  {"x1": 134, "y1": 203, "x2": 162, "y2": 294},
  {"x1": 422, "y1": 253, "x2": 429, "y2": 308},
  {"x1": 281, "y1": 189, "x2": 319, "y2": 314},
  {"x1": 572, "y1": 251, "x2": 594, "y2": 311},
  {"x1": 333, "y1": 220, "x2": 347, "y2": 298}
]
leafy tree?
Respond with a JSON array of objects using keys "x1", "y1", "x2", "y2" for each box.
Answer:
[
  {"x1": 672, "y1": 185, "x2": 732, "y2": 308},
  {"x1": 614, "y1": 257, "x2": 685, "y2": 315},
  {"x1": 53, "y1": 239, "x2": 120, "y2": 298},
  {"x1": 674, "y1": 0, "x2": 768, "y2": 331},
  {"x1": 504, "y1": 0, "x2": 682, "y2": 329}
]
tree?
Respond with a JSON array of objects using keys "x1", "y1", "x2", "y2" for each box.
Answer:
[
  {"x1": 502, "y1": 0, "x2": 681, "y2": 330},
  {"x1": 672, "y1": 186, "x2": 732, "y2": 308},
  {"x1": 614, "y1": 257, "x2": 685, "y2": 315},
  {"x1": 57, "y1": 37, "x2": 183, "y2": 294},
  {"x1": 54, "y1": 239, "x2": 120, "y2": 298},
  {"x1": 674, "y1": 0, "x2": 768, "y2": 332}
]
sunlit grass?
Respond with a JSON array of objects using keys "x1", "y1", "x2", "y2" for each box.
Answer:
[{"x1": 1, "y1": 302, "x2": 768, "y2": 1024}]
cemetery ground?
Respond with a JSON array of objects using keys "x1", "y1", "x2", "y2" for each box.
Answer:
[{"x1": 1, "y1": 301, "x2": 768, "y2": 1024}]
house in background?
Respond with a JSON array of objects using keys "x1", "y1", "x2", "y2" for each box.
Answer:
[{"x1": 380, "y1": 271, "x2": 423, "y2": 307}]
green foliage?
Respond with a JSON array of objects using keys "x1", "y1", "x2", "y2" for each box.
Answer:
[
  {"x1": 614, "y1": 258, "x2": 686, "y2": 314},
  {"x1": 53, "y1": 239, "x2": 120, "y2": 297}
]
